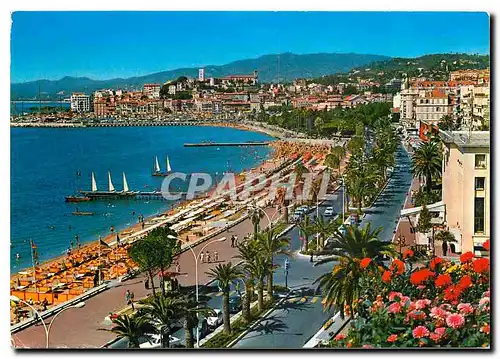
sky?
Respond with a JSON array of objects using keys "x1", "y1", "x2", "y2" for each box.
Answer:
[{"x1": 10, "y1": 11, "x2": 490, "y2": 83}]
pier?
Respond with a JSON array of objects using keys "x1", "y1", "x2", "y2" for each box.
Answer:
[
  {"x1": 79, "y1": 190, "x2": 186, "y2": 200},
  {"x1": 184, "y1": 141, "x2": 271, "y2": 147}
]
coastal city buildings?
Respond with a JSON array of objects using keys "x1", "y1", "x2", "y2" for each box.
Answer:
[
  {"x1": 70, "y1": 92, "x2": 91, "y2": 113},
  {"x1": 440, "y1": 130, "x2": 490, "y2": 255},
  {"x1": 143, "y1": 83, "x2": 161, "y2": 99}
]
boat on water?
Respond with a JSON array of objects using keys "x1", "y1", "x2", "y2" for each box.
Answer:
[
  {"x1": 65, "y1": 170, "x2": 91, "y2": 202},
  {"x1": 72, "y1": 208, "x2": 94, "y2": 216},
  {"x1": 152, "y1": 155, "x2": 172, "y2": 177},
  {"x1": 79, "y1": 171, "x2": 139, "y2": 199}
]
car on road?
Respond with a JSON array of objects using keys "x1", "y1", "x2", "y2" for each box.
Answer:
[
  {"x1": 289, "y1": 213, "x2": 302, "y2": 223},
  {"x1": 229, "y1": 296, "x2": 242, "y2": 314},
  {"x1": 207, "y1": 309, "x2": 223, "y2": 328},
  {"x1": 323, "y1": 207, "x2": 335, "y2": 216},
  {"x1": 138, "y1": 333, "x2": 181, "y2": 349}
]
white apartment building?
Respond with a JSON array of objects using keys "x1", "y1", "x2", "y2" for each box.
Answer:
[
  {"x1": 70, "y1": 93, "x2": 91, "y2": 113},
  {"x1": 414, "y1": 89, "x2": 452, "y2": 126},
  {"x1": 199, "y1": 68, "x2": 205, "y2": 82},
  {"x1": 457, "y1": 84, "x2": 490, "y2": 130},
  {"x1": 143, "y1": 84, "x2": 161, "y2": 99}
]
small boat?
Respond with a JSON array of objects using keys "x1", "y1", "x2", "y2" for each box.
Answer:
[
  {"x1": 152, "y1": 155, "x2": 172, "y2": 177},
  {"x1": 65, "y1": 195, "x2": 91, "y2": 202},
  {"x1": 72, "y1": 209, "x2": 94, "y2": 216}
]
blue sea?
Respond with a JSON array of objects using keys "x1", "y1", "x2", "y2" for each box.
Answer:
[{"x1": 11, "y1": 126, "x2": 274, "y2": 272}]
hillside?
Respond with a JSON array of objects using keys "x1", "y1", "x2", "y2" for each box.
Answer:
[
  {"x1": 11, "y1": 52, "x2": 389, "y2": 100},
  {"x1": 311, "y1": 53, "x2": 490, "y2": 85}
]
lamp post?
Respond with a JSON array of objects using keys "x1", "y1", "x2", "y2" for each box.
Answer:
[
  {"x1": 10, "y1": 295, "x2": 85, "y2": 348},
  {"x1": 167, "y1": 235, "x2": 226, "y2": 347}
]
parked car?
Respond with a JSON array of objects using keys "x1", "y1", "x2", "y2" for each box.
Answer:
[
  {"x1": 206, "y1": 309, "x2": 223, "y2": 328},
  {"x1": 229, "y1": 296, "x2": 242, "y2": 314},
  {"x1": 289, "y1": 213, "x2": 302, "y2": 223},
  {"x1": 138, "y1": 333, "x2": 181, "y2": 349},
  {"x1": 323, "y1": 207, "x2": 335, "y2": 216}
]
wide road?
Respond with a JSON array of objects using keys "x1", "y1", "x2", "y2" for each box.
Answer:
[{"x1": 233, "y1": 144, "x2": 413, "y2": 349}]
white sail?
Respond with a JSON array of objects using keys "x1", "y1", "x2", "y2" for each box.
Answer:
[
  {"x1": 91, "y1": 172, "x2": 98, "y2": 192},
  {"x1": 154, "y1": 155, "x2": 161, "y2": 173},
  {"x1": 166, "y1": 156, "x2": 172, "y2": 172},
  {"x1": 123, "y1": 172, "x2": 129, "y2": 192},
  {"x1": 108, "y1": 171, "x2": 115, "y2": 192}
]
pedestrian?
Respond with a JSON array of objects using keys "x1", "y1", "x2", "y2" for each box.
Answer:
[
  {"x1": 176, "y1": 262, "x2": 180, "y2": 273},
  {"x1": 234, "y1": 235, "x2": 238, "y2": 246},
  {"x1": 231, "y1": 235, "x2": 235, "y2": 248},
  {"x1": 214, "y1": 250, "x2": 219, "y2": 262},
  {"x1": 442, "y1": 240, "x2": 448, "y2": 256},
  {"x1": 144, "y1": 278, "x2": 150, "y2": 290},
  {"x1": 125, "y1": 289, "x2": 132, "y2": 307},
  {"x1": 130, "y1": 291, "x2": 135, "y2": 310},
  {"x1": 42, "y1": 298, "x2": 48, "y2": 311},
  {"x1": 206, "y1": 250, "x2": 211, "y2": 263},
  {"x1": 141, "y1": 221, "x2": 145, "y2": 230},
  {"x1": 200, "y1": 252, "x2": 205, "y2": 263}
]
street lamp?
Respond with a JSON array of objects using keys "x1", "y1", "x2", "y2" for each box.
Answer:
[
  {"x1": 167, "y1": 235, "x2": 226, "y2": 347},
  {"x1": 10, "y1": 295, "x2": 85, "y2": 348}
]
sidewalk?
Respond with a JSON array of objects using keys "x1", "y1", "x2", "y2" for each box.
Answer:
[{"x1": 11, "y1": 207, "x2": 279, "y2": 349}]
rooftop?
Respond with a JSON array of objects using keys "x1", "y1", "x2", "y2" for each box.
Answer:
[{"x1": 439, "y1": 130, "x2": 490, "y2": 148}]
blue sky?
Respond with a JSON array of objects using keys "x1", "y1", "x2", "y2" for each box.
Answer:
[{"x1": 11, "y1": 11, "x2": 490, "y2": 83}]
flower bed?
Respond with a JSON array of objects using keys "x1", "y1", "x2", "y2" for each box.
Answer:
[{"x1": 328, "y1": 242, "x2": 490, "y2": 348}]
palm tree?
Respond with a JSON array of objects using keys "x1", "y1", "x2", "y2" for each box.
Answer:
[
  {"x1": 248, "y1": 205, "x2": 264, "y2": 239},
  {"x1": 109, "y1": 314, "x2": 149, "y2": 348},
  {"x1": 314, "y1": 224, "x2": 395, "y2": 318},
  {"x1": 206, "y1": 263, "x2": 243, "y2": 334},
  {"x1": 140, "y1": 294, "x2": 181, "y2": 348},
  {"x1": 244, "y1": 251, "x2": 270, "y2": 312},
  {"x1": 315, "y1": 223, "x2": 395, "y2": 266},
  {"x1": 256, "y1": 224, "x2": 292, "y2": 299},
  {"x1": 298, "y1": 215, "x2": 315, "y2": 253},
  {"x1": 411, "y1": 141, "x2": 442, "y2": 193},
  {"x1": 234, "y1": 240, "x2": 259, "y2": 323},
  {"x1": 294, "y1": 161, "x2": 309, "y2": 185},
  {"x1": 128, "y1": 239, "x2": 158, "y2": 296},
  {"x1": 312, "y1": 215, "x2": 338, "y2": 249},
  {"x1": 172, "y1": 293, "x2": 214, "y2": 348},
  {"x1": 274, "y1": 187, "x2": 288, "y2": 224}
]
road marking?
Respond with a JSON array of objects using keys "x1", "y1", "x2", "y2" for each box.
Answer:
[
  {"x1": 288, "y1": 297, "x2": 297, "y2": 303},
  {"x1": 216, "y1": 292, "x2": 224, "y2": 297},
  {"x1": 311, "y1": 297, "x2": 319, "y2": 304},
  {"x1": 299, "y1": 297, "x2": 307, "y2": 303}
]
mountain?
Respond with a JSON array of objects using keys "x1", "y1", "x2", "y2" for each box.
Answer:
[{"x1": 11, "y1": 52, "x2": 390, "y2": 100}]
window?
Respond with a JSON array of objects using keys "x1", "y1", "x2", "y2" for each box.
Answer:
[
  {"x1": 474, "y1": 197, "x2": 485, "y2": 234},
  {"x1": 436, "y1": 107, "x2": 440, "y2": 112},
  {"x1": 475, "y1": 177, "x2": 485, "y2": 190},
  {"x1": 475, "y1": 154, "x2": 487, "y2": 169}
]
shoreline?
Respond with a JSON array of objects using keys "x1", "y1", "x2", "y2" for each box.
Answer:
[{"x1": 10, "y1": 125, "x2": 278, "y2": 278}]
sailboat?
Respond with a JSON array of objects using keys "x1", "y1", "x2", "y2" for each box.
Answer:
[
  {"x1": 152, "y1": 155, "x2": 172, "y2": 176},
  {"x1": 121, "y1": 172, "x2": 138, "y2": 197},
  {"x1": 108, "y1": 171, "x2": 116, "y2": 192},
  {"x1": 65, "y1": 171, "x2": 92, "y2": 202}
]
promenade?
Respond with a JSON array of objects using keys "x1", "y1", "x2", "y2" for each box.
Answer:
[{"x1": 11, "y1": 207, "x2": 278, "y2": 349}]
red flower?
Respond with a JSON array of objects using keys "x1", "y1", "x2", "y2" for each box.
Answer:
[
  {"x1": 412, "y1": 326, "x2": 430, "y2": 338},
  {"x1": 435, "y1": 274, "x2": 452, "y2": 288},
  {"x1": 480, "y1": 323, "x2": 490, "y2": 335},
  {"x1": 410, "y1": 269, "x2": 435, "y2": 286},
  {"x1": 334, "y1": 333, "x2": 346, "y2": 341},
  {"x1": 446, "y1": 313, "x2": 465, "y2": 329},
  {"x1": 430, "y1": 327, "x2": 446, "y2": 342},
  {"x1": 388, "y1": 302, "x2": 402, "y2": 314},
  {"x1": 443, "y1": 285, "x2": 462, "y2": 303},
  {"x1": 460, "y1": 251, "x2": 474, "y2": 263},
  {"x1": 429, "y1": 257, "x2": 443, "y2": 270},
  {"x1": 457, "y1": 275, "x2": 472, "y2": 290},
  {"x1": 382, "y1": 270, "x2": 392, "y2": 283},
  {"x1": 403, "y1": 249, "x2": 414, "y2": 259},
  {"x1": 473, "y1": 257, "x2": 489, "y2": 274},
  {"x1": 482, "y1": 239, "x2": 490, "y2": 251},
  {"x1": 387, "y1": 334, "x2": 398, "y2": 343},
  {"x1": 360, "y1": 257, "x2": 372, "y2": 269},
  {"x1": 390, "y1": 259, "x2": 405, "y2": 275}
]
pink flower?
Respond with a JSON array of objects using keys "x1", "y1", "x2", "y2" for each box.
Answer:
[
  {"x1": 407, "y1": 310, "x2": 427, "y2": 321},
  {"x1": 334, "y1": 333, "x2": 346, "y2": 341},
  {"x1": 446, "y1": 313, "x2": 465, "y2": 329},
  {"x1": 457, "y1": 303, "x2": 474, "y2": 315},
  {"x1": 388, "y1": 302, "x2": 402, "y2": 314},
  {"x1": 479, "y1": 297, "x2": 490, "y2": 311},
  {"x1": 400, "y1": 296, "x2": 411, "y2": 305},
  {"x1": 430, "y1": 327, "x2": 447, "y2": 342},
  {"x1": 412, "y1": 326, "x2": 430, "y2": 338},
  {"x1": 388, "y1": 292, "x2": 403, "y2": 302},
  {"x1": 430, "y1": 306, "x2": 449, "y2": 320},
  {"x1": 415, "y1": 299, "x2": 431, "y2": 310},
  {"x1": 483, "y1": 290, "x2": 490, "y2": 298}
]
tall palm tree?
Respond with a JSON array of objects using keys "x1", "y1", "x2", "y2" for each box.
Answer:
[
  {"x1": 244, "y1": 251, "x2": 270, "y2": 312},
  {"x1": 312, "y1": 215, "x2": 338, "y2": 249},
  {"x1": 108, "y1": 314, "x2": 149, "y2": 348},
  {"x1": 274, "y1": 187, "x2": 288, "y2": 224},
  {"x1": 298, "y1": 215, "x2": 315, "y2": 253},
  {"x1": 171, "y1": 293, "x2": 214, "y2": 349},
  {"x1": 234, "y1": 240, "x2": 259, "y2": 323},
  {"x1": 140, "y1": 294, "x2": 181, "y2": 348},
  {"x1": 411, "y1": 141, "x2": 442, "y2": 193},
  {"x1": 206, "y1": 263, "x2": 243, "y2": 334},
  {"x1": 256, "y1": 224, "x2": 292, "y2": 299},
  {"x1": 248, "y1": 205, "x2": 264, "y2": 239}
]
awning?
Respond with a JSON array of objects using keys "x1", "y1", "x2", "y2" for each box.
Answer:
[{"x1": 400, "y1": 201, "x2": 446, "y2": 217}]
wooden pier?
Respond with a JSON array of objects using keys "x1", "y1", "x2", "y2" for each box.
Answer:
[
  {"x1": 184, "y1": 141, "x2": 271, "y2": 147},
  {"x1": 79, "y1": 190, "x2": 186, "y2": 200}
]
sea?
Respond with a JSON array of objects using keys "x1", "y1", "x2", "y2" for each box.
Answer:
[{"x1": 11, "y1": 126, "x2": 274, "y2": 272}]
